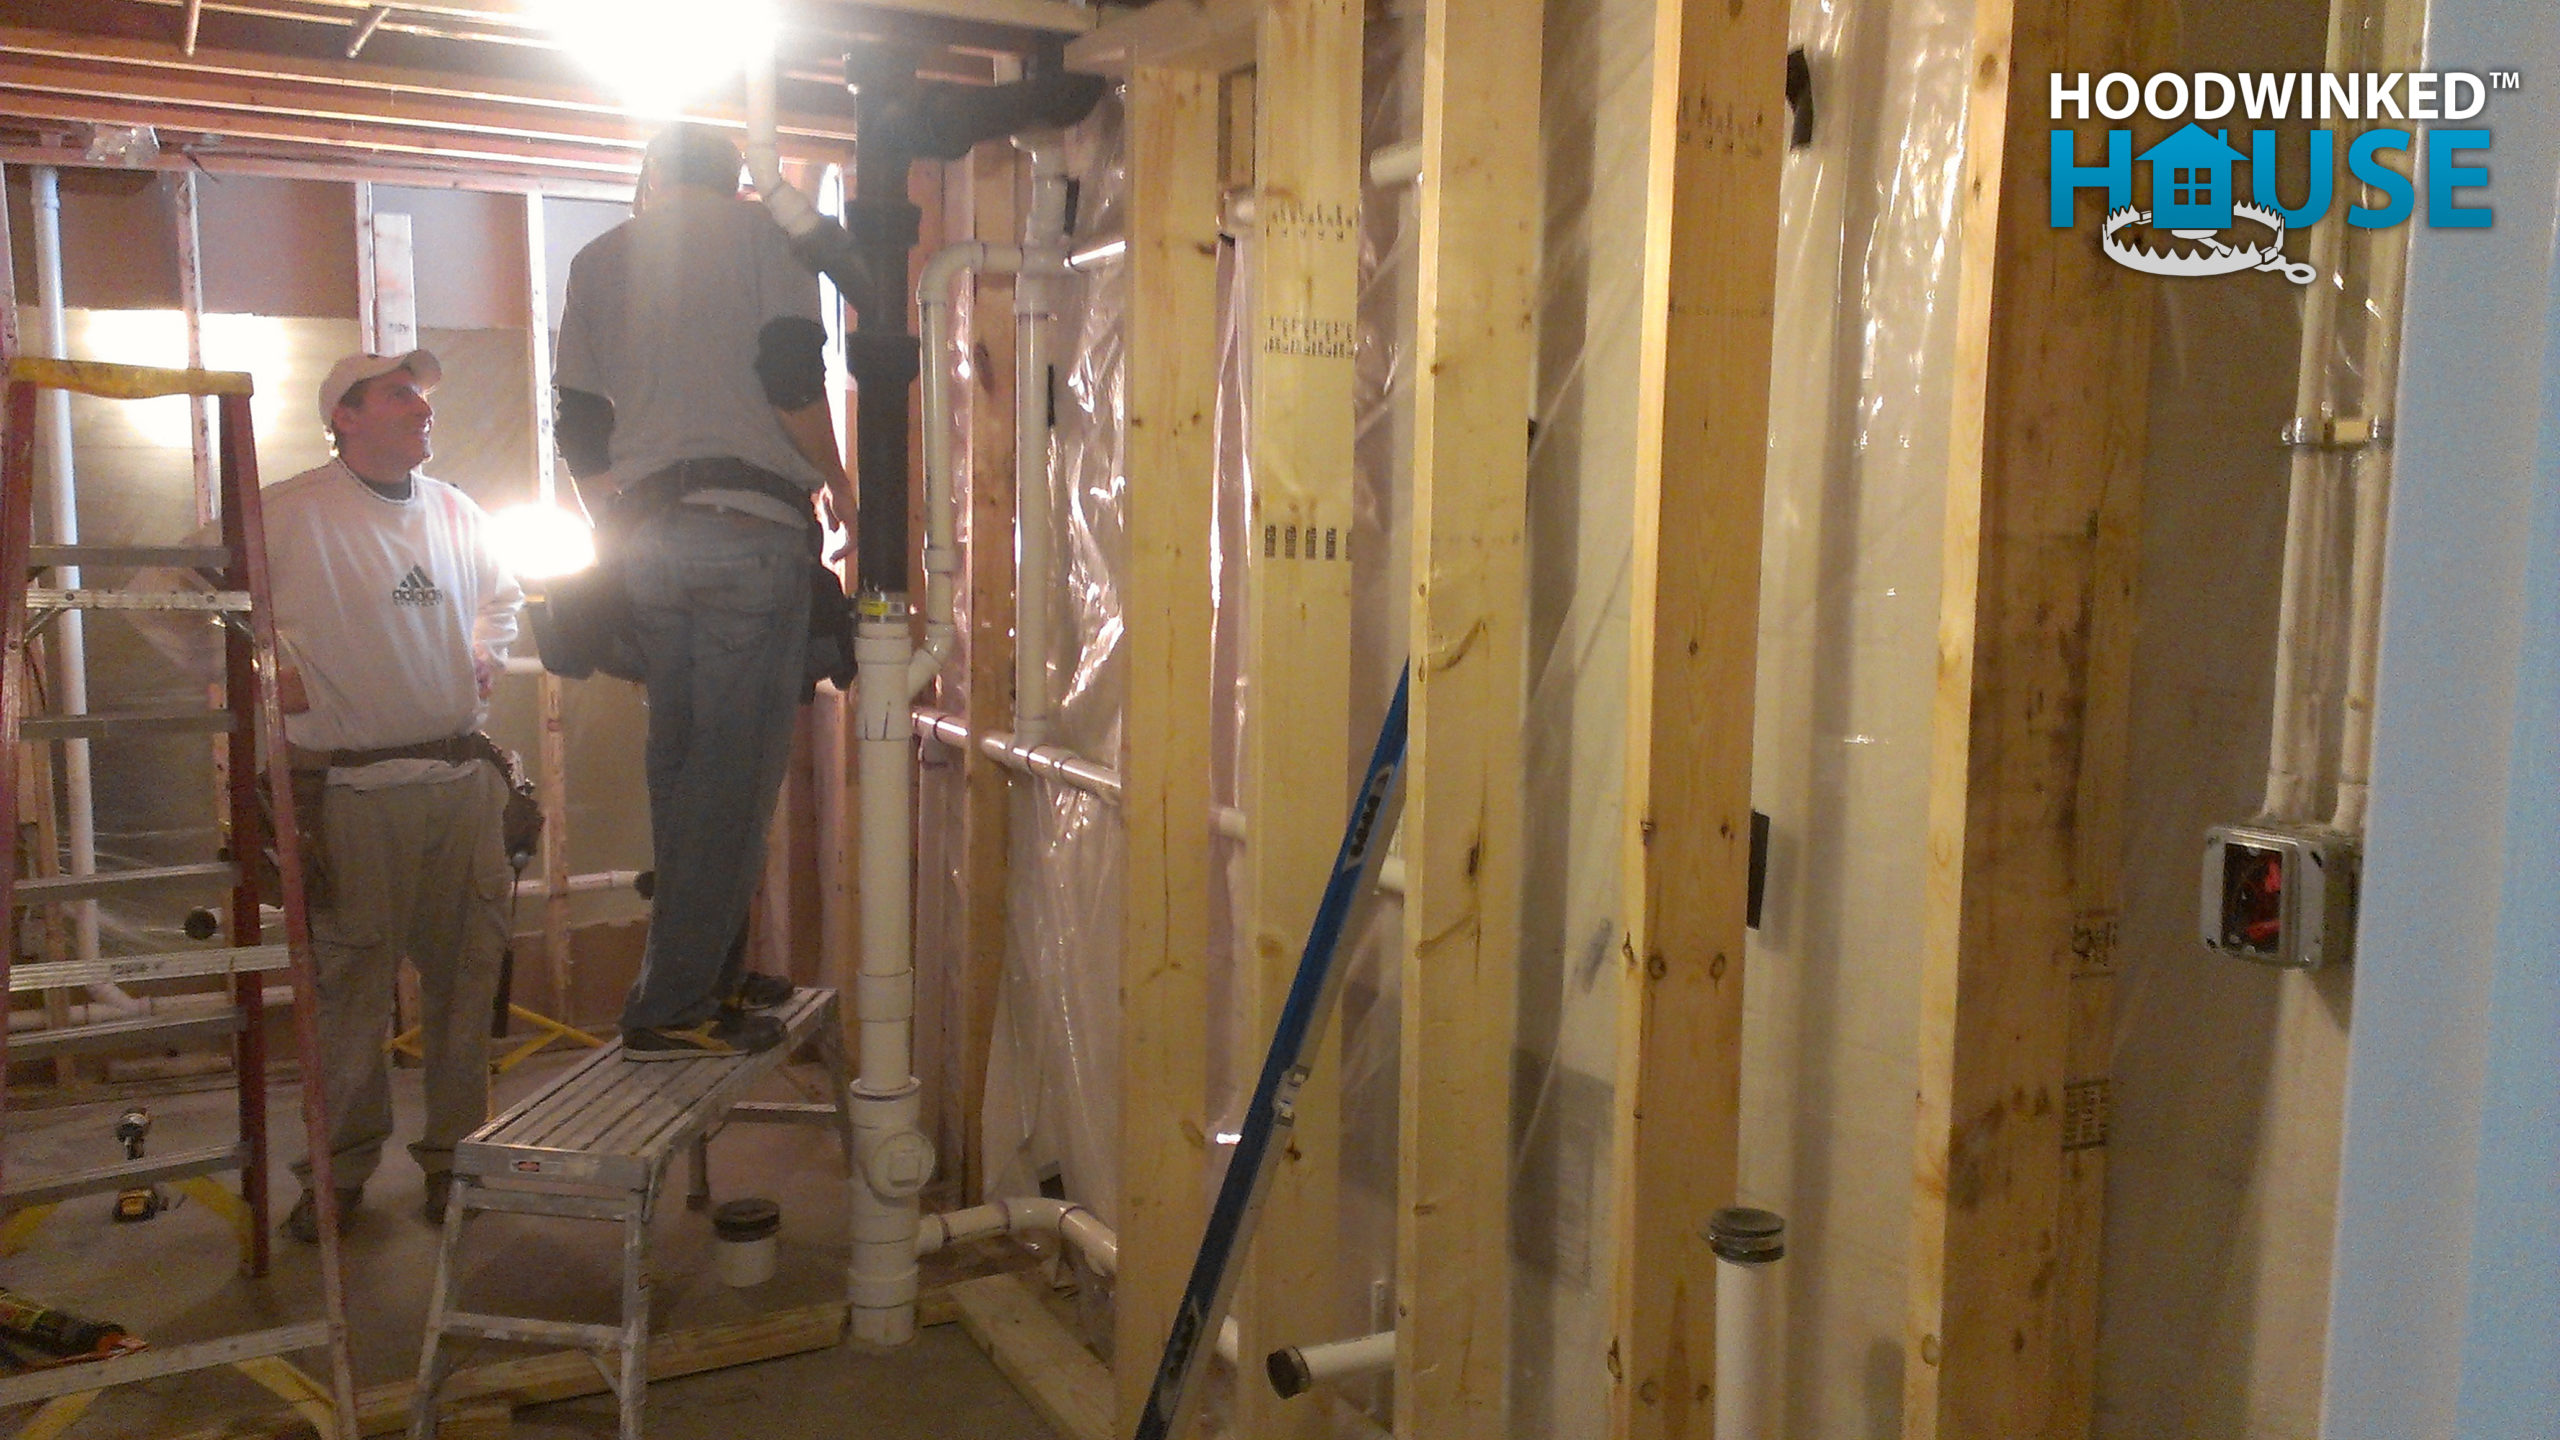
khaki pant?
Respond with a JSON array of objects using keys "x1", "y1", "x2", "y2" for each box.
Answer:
[{"x1": 291, "y1": 763, "x2": 512, "y2": 1192}]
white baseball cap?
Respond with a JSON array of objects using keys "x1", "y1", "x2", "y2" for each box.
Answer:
[{"x1": 317, "y1": 348, "x2": 441, "y2": 435}]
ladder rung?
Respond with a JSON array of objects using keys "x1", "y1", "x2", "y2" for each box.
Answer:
[
  {"x1": 19, "y1": 707, "x2": 236, "y2": 741},
  {"x1": 8, "y1": 1011, "x2": 243, "y2": 1060},
  {"x1": 11, "y1": 943, "x2": 291, "y2": 991},
  {"x1": 437, "y1": 1311, "x2": 624, "y2": 1352},
  {"x1": 13, "y1": 862, "x2": 239, "y2": 904},
  {"x1": 26, "y1": 588, "x2": 253, "y2": 613},
  {"x1": 1, "y1": 1143, "x2": 244, "y2": 1209},
  {"x1": 0, "y1": 1321, "x2": 327, "y2": 1409},
  {"x1": 28, "y1": 545, "x2": 231, "y2": 571},
  {"x1": 6, "y1": 356, "x2": 255, "y2": 401}
]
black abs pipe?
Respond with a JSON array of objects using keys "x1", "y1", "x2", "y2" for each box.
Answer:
[{"x1": 790, "y1": 66, "x2": 1104, "y2": 599}]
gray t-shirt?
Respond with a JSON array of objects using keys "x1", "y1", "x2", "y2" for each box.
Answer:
[{"x1": 554, "y1": 190, "x2": 825, "y2": 522}]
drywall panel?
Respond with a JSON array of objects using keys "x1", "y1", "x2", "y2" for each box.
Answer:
[
  {"x1": 3, "y1": 168, "x2": 181, "y2": 312},
  {"x1": 377, "y1": 187, "x2": 531, "y2": 332},
  {"x1": 196, "y1": 174, "x2": 358, "y2": 319}
]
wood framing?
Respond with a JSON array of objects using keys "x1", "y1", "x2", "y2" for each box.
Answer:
[
  {"x1": 958, "y1": 139, "x2": 1020, "y2": 1207},
  {"x1": 0, "y1": 26, "x2": 862, "y2": 149},
  {"x1": 353, "y1": 180, "x2": 377, "y2": 352},
  {"x1": 1064, "y1": 0, "x2": 1256, "y2": 76},
  {"x1": 276, "y1": 0, "x2": 1099, "y2": 32},
  {"x1": 1112, "y1": 62, "x2": 1222, "y2": 1438},
  {"x1": 1609, "y1": 0, "x2": 1790, "y2": 1435},
  {"x1": 0, "y1": 145, "x2": 629, "y2": 200},
  {"x1": 1396, "y1": 1, "x2": 1538, "y2": 1435},
  {"x1": 953, "y1": 1273, "x2": 1113, "y2": 1440},
  {"x1": 1232, "y1": 3, "x2": 1362, "y2": 1437},
  {"x1": 176, "y1": 169, "x2": 215, "y2": 527},
  {"x1": 0, "y1": 90, "x2": 658, "y2": 177},
  {"x1": 1901, "y1": 0, "x2": 2155, "y2": 1435}
]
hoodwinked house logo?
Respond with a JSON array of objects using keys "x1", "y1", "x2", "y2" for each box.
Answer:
[{"x1": 2050, "y1": 68, "x2": 2519, "y2": 284}]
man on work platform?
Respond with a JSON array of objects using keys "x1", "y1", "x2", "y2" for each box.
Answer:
[
  {"x1": 552, "y1": 124, "x2": 854, "y2": 1061},
  {"x1": 144, "y1": 349, "x2": 526, "y2": 1242}
]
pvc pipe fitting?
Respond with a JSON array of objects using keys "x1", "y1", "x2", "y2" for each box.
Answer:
[
  {"x1": 711, "y1": 1198, "x2": 781, "y2": 1287},
  {"x1": 1267, "y1": 1330, "x2": 1396, "y2": 1399},
  {"x1": 1708, "y1": 1206, "x2": 1786, "y2": 1440},
  {"x1": 914, "y1": 1196, "x2": 1119, "y2": 1276}
]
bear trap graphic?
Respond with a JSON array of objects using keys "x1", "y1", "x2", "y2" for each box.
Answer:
[{"x1": 2100, "y1": 203, "x2": 2319, "y2": 285}]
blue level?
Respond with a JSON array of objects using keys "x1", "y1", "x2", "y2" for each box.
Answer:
[{"x1": 1133, "y1": 664, "x2": 1410, "y2": 1440}]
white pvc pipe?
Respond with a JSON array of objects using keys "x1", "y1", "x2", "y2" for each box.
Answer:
[
  {"x1": 2262, "y1": 297, "x2": 2344, "y2": 822},
  {"x1": 740, "y1": 57, "x2": 821, "y2": 240},
  {"x1": 914, "y1": 1196, "x2": 1118, "y2": 1275},
  {"x1": 912, "y1": 708, "x2": 1119, "y2": 798},
  {"x1": 851, "y1": 615, "x2": 923, "y2": 1345},
  {"x1": 29, "y1": 168, "x2": 101, "y2": 971},
  {"x1": 2329, "y1": 224, "x2": 2412, "y2": 837},
  {"x1": 1709, "y1": 1208, "x2": 1786, "y2": 1440},
  {"x1": 1268, "y1": 1330, "x2": 1397, "y2": 1399},
  {"x1": 917, "y1": 241, "x2": 1037, "y2": 703},
  {"x1": 2260, "y1": 0, "x2": 2374, "y2": 826},
  {"x1": 1221, "y1": 142, "x2": 1426, "y2": 233},
  {"x1": 510, "y1": 869, "x2": 641, "y2": 899}
]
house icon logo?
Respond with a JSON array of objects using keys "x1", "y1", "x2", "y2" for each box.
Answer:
[
  {"x1": 2143, "y1": 124, "x2": 2245, "y2": 231},
  {"x1": 2102, "y1": 124, "x2": 2316, "y2": 285}
]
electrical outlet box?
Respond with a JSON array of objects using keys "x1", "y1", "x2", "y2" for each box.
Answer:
[{"x1": 2200, "y1": 823, "x2": 2359, "y2": 969}]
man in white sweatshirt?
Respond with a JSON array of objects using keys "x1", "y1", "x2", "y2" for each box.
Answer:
[{"x1": 245, "y1": 350, "x2": 523, "y2": 1242}]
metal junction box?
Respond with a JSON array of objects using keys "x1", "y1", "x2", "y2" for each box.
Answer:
[{"x1": 2200, "y1": 823, "x2": 2360, "y2": 969}]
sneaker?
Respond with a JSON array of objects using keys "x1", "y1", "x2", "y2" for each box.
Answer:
[
  {"x1": 281, "y1": 1187, "x2": 362, "y2": 1244},
  {"x1": 422, "y1": 1171, "x2": 456, "y2": 1227},
  {"x1": 728, "y1": 972, "x2": 798, "y2": 1013},
  {"x1": 622, "y1": 1013, "x2": 785, "y2": 1062}
]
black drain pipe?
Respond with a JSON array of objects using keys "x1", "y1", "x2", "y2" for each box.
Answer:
[{"x1": 785, "y1": 65, "x2": 1103, "y2": 599}]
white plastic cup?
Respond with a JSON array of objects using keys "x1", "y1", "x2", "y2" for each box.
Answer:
[{"x1": 712, "y1": 1198, "x2": 781, "y2": 1288}]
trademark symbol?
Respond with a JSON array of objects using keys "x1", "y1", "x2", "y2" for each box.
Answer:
[{"x1": 2491, "y1": 71, "x2": 2522, "y2": 91}]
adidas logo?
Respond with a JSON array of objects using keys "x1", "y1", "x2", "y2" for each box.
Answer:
[{"x1": 390, "y1": 564, "x2": 445, "y2": 608}]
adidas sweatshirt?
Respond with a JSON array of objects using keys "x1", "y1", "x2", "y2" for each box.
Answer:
[{"x1": 139, "y1": 461, "x2": 523, "y2": 784}]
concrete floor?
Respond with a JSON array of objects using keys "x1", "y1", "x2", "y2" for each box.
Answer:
[{"x1": 0, "y1": 1050, "x2": 1066, "y2": 1440}]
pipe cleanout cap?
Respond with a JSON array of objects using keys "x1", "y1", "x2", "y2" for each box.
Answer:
[
  {"x1": 1266, "y1": 1346, "x2": 1314, "y2": 1399},
  {"x1": 1707, "y1": 1206, "x2": 1786, "y2": 1265},
  {"x1": 712, "y1": 1198, "x2": 781, "y2": 1243}
]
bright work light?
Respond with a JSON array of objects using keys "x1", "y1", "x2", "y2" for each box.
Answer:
[
  {"x1": 489, "y1": 503, "x2": 597, "y2": 580},
  {"x1": 532, "y1": 0, "x2": 780, "y2": 117}
]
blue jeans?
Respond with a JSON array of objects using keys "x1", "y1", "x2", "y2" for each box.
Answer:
[{"x1": 618, "y1": 505, "x2": 809, "y2": 1030}]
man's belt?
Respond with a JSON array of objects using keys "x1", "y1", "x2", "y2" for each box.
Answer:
[
  {"x1": 291, "y1": 732, "x2": 489, "y2": 773},
  {"x1": 624, "y1": 458, "x2": 814, "y2": 523}
]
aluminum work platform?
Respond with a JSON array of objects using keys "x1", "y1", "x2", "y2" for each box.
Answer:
[{"x1": 410, "y1": 987, "x2": 854, "y2": 1440}]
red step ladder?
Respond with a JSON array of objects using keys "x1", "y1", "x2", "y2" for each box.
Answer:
[{"x1": 0, "y1": 357, "x2": 358, "y2": 1436}]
